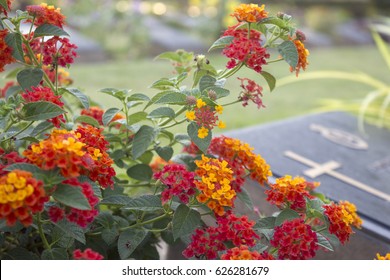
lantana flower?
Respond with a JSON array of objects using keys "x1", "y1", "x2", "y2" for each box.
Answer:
[
  {"x1": 231, "y1": 3, "x2": 268, "y2": 23},
  {"x1": 238, "y1": 77, "x2": 265, "y2": 109},
  {"x1": 73, "y1": 248, "x2": 104, "y2": 260},
  {"x1": 0, "y1": 0, "x2": 13, "y2": 16},
  {"x1": 26, "y1": 3, "x2": 66, "y2": 28},
  {"x1": 221, "y1": 245, "x2": 274, "y2": 260},
  {"x1": 0, "y1": 30, "x2": 16, "y2": 72},
  {"x1": 290, "y1": 33, "x2": 309, "y2": 76}
]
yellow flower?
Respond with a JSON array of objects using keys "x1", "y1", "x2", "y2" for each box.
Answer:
[
  {"x1": 290, "y1": 39, "x2": 309, "y2": 76},
  {"x1": 186, "y1": 111, "x2": 196, "y2": 121},
  {"x1": 375, "y1": 253, "x2": 390, "y2": 260},
  {"x1": 196, "y1": 99, "x2": 206, "y2": 108},
  {"x1": 339, "y1": 201, "x2": 362, "y2": 228},
  {"x1": 231, "y1": 3, "x2": 268, "y2": 23},
  {"x1": 218, "y1": 121, "x2": 226, "y2": 129},
  {"x1": 198, "y1": 127, "x2": 209, "y2": 139},
  {"x1": 215, "y1": 105, "x2": 223, "y2": 114}
]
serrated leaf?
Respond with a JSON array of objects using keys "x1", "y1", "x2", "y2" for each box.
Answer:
[
  {"x1": 316, "y1": 232, "x2": 334, "y2": 251},
  {"x1": 126, "y1": 164, "x2": 153, "y2": 181},
  {"x1": 208, "y1": 36, "x2": 234, "y2": 52},
  {"x1": 102, "y1": 107, "x2": 121, "y2": 126},
  {"x1": 275, "y1": 208, "x2": 300, "y2": 226},
  {"x1": 174, "y1": 134, "x2": 191, "y2": 145},
  {"x1": 150, "y1": 78, "x2": 176, "y2": 90},
  {"x1": 33, "y1": 24, "x2": 69, "y2": 37},
  {"x1": 127, "y1": 93, "x2": 150, "y2": 102},
  {"x1": 261, "y1": 71, "x2": 276, "y2": 91},
  {"x1": 148, "y1": 107, "x2": 175, "y2": 119},
  {"x1": 4, "y1": 163, "x2": 42, "y2": 173},
  {"x1": 61, "y1": 88, "x2": 90, "y2": 109},
  {"x1": 118, "y1": 228, "x2": 148, "y2": 259},
  {"x1": 99, "y1": 88, "x2": 128, "y2": 101},
  {"x1": 124, "y1": 195, "x2": 163, "y2": 211},
  {"x1": 258, "y1": 17, "x2": 288, "y2": 29},
  {"x1": 21, "y1": 101, "x2": 65, "y2": 121},
  {"x1": 102, "y1": 228, "x2": 118, "y2": 245},
  {"x1": 199, "y1": 75, "x2": 216, "y2": 93},
  {"x1": 5, "y1": 33, "x2": 25, "y2": 62},
  {"x1": 256, "y1": 217, "x2": 276, "y2": 229},
  {"x1": 187, "y1": 122, "x2": 212, "y2": 153},
  {"x1": 5, "y1": 247, "x2": 36, "y2": 260},
  {"x1": 156, "y1": 146, "x2": 173, "y2": 162},
  {"x1": 17, "y1": 68, "x2": 43, "y2": 90},
  {"x1": 278, "y1": 40, "x2": 299, "y2": 68},
  {"x1": 172, "y1": 204, "x2": 201, "y2": 241},
  {"x1": 132, "y1": 125, "x2": 156, "y2": 159},
  {"x1": 237, "y1": 188, "x2": 254, "y2": 211},
  {"x1": 155, "y1": 51, "x2": 181, "y2": 62},
  {"x1": 52, "y1": 184, "x2": 91, "y2": 210},
  {"x1": 54, "y1": 220, "x2": 86, "y2": 244},
  {"x1": 100, "y1": 195, "x2": 132, "y2": 206},
  {"x1": 155, "y1": 92, "x2": 186, "y2": 105},
  {"x1": 74, "y1": 115, "x2": 100, "y2": 127},
  {"x1": 31, "y1": 121, "x2": 53, "y2": 136},
  {"x1": 127, "y1": 111, "x2": 147, "y2": 126},
  {"x1": 41, "y1": 248, "x2": 69, "y2": 260}
]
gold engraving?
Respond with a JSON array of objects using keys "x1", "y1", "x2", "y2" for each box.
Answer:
[
  {"x1": 284, "y1": 150, "x2": 390, "y2": 202},
  {"x1": 310, "y1": 124, "x2": 368, "y2": 150}
]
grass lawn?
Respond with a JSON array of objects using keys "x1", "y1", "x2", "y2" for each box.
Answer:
[{"x1": 62, "y1": 45, "x2": 389, "y2": 132}]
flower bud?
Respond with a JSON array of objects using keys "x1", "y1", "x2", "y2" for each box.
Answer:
[
  {"x1": 186, "y1": 95, "x2": 197, "y2": 105},
  {"x1": 208, "y1": 90, "x2": 217, "y2": 101}
]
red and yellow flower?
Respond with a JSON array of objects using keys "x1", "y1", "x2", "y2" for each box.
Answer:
[
  {"x1": 26, "y1": 3, "x2": 66, "y2": 28},
  {"x1": 0, "y1": 29, "x2": 16, "y2": 72},
  {"x1": 375, "y1": 253, "x2": 390, "y2": 260},
  {"x1": 290, "y1": 38, "x2": 309, "y2": 76},
  {"x1": 231, "y1": 3, "x2": 268, "y2": 23},
  {"x1": 0, "y1": 170, "x2": 48, "y2": 226},
  {"x1": 221, "y1": 245, "x2": 274, "y2": 260}
]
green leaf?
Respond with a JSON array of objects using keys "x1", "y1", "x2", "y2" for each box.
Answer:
[
  {"x1": 155, "y1": 91, "x2": 186, "y2": 105},
  {"x1": 150, "y1": 78, "x2": 176, "y2": 90},
  {"x1": 278, "y1": 40, "x2": 299, "y2": 68},
  {"x1": 172, "y1": 204, "x2": 201, "y2": 241},
  {"x1": 148, "y1": 107, "x2": 175, "y2": 119},
  {"x1": 118, "y1": 228, "x2": 148, "y2": 259},
  {"x1": 207, "y1": 86, "x2": 230, "y2": 99},
  {"x1": 52, "y1": 184, "x2": 91, "y2": 210},
  {"x1": 99, "y1": 88, "x2": 129, "y2": 101},
  {"x1": 41, "y1": 248, "x2": 69, "y2": 260},
  {"x1": 31, "y1": 121, "x2": 53, "y2": 136},
  {"x1": 138, "y1": 150, "x2": 154, "y2": 165},
  {"x1": 256, "y1": 217, "x2": 276, "y2": 229},
  {"x1": 258, "y1": 17, "x2": 288, "y2": 29},
  {"x1": 4, "y1": 163, "x2": 42, "y2": 173},
  {"x1": 18, "y1": 136, "x2": 39, "y2": 142},
  {"x1": 21, "y1": 101, "x2": 65, "y2": 121},
  {"x1": 5, "y1": 67, "x2": 23, "y2": 79},
  {"x1": 156, "y1": 146, "x2": 174, "y2": 162},
  {"x1": 316, "y1": 232, "x2": 334, "y2": 252},
  {"x1": 126, "y1": 164, "x2": 153, "y2": 181},
  {"x1": 127, "y1": 111, "x2": 147, "y2": 126},
  {"x1": 33, "y1": 24, "x2": 69, "y2": 37},
  {"x1": 74, "y1": 115, "x2": 100, "y2": 127},
  {"x1": 61, "y1": 88, "x2": 90, "y2": 109},
  {"x1": 124, "y1": 195, "x2": 163, "y2": 211},
  {"x1": 100, "y1": 195, "x2": 133, "y2": 206},
  {"x1": 0, "y1": 0, "x2": 8, "y2": 10},
  {"x1": 17, "y1": 68, "x2": 43, "y2": 90},
  {"x1": 275, "y1": 208, "x2": 300, "y2": 226},
  {"x1": 132, "y1": 125, "x2": 156, "y2": 159},
  {"x1": 237, "y1": 188, "x2": 254, "y2": 211},
  {"x1": 155, "y1": 51, "x2": 181, "y2": 62},
  {"x1": 5, "y1": 33, "x2": 25, "y2": 62},
  {"x1": 187, "y1": 122, "x2": 212, "y2": 153},
  {"x1": 102, "y1": 228, "x2": 118, "y2": 245},
  {"x1": 199, "y1": 75, "x2": 216, "y2": 93},
  {"x1": 127, "y1": 93, "x2": 150, "y2": 102},
  {"x1": 261, "y1": 71, "x2": 276, "y2": 91},
  {"x1": 174, "y1": 134, "x2": 191, "y2": 145},
  {"x1": 208, "y1": 36, "x2": 234, "y2": 52},
  {"x1": 102, "y1": 107, "x2": 121, "y2": 126},
  {"x1": 54, "y1": 219, "x2": 86, "y2": 244},
  {"x1": 4, "y1": 247, "x2": 36, "y2": 260}
]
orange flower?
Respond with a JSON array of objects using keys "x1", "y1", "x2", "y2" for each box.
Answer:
[
  {"x1": 221, "y1": 245, "x2": 275, "y2": 260},
  {"x1": 0, "y1": 30, "x2": 16, "y2": 72},
  {"x1": 290, "y1": 39, "x2": 309, "y2": 76},
  {"x1": 375, "y1": 253, "x2": 390, "y2": 260},
  {"x1": 231, "y1": 3, "x2": 268, "y2": 23},
  {"x1": 26, "y1": 3, "x2": 66, "y2": 28},
  {"x1": 0, "y1": 170, "x2": 48, "y2": 226},
  {"x1": 194, "y1": 155, "x2": 236, "y2": 216}
]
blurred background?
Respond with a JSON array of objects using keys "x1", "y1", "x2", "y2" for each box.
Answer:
[{"x1": 5, "y1": 0, "x2": 390, "y2": 130}]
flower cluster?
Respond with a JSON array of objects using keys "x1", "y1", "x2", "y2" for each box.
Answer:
[
  {"x1": 231, "y1": 3, "x2": 268, "y2": 23},
  {"x1": 0, "y1": 0, "x2": 13, "y2": 16},
  {"x1": 375, "y1": 253, "x2": 390, "y2": 260},
  {"x1": 0, "y1": 149, "x2": 27, "y2": 176},
  {"x1": 194, "y1": 155, "x2": 236, "y2": 216},
  {"x1": 323, "y1": 201, "x2": 362, "y2": 244},
  {"x1": 44, "y1": 66, "x2": 73, "y2": 86},
  {"x1": 150, "y1": 156, "x2": 171, "y2": 173},
  {"x1": 153, "y1": 164, "x2": 196, "y2": 204},
  {"x1": 186, "y1": 99, "x2": 225, "y2": 138},
  {"x1": 42, "y1": 37, "x2": 77, "y2": 68},
  {"x1": 208, "y1": 136, "x2": 271, "y2": 192},
  {"x1": 48, "y1": 178, "x2": 99, "y2": 227},
  {"x1": 0, "y1": 29, "x2": 15, "y2": 72},
  {"x1": 221, "y1": 245, "x2": 274, "y2": 260},
  {"x1": 222, "y1": 25, "x2": 269, "y2": 73},
  {"x1": 22, "y1": 86, "x2": 66, "y2": 127},
  {"x1": 26, "y1": 3, "x2": 66, "y2": 28},
  {"x1": 290, "y1": 37, "x2": 309, "y2": 76},
  {"x1": 265, "y1": 175, "x2": 318, "y2": 211},
  {"x1": 238, "y1": 77, "x2": 264, "y2": 109},
  {"x1": 0, "y1": 170, "x2": 48, "y2": 226},
  {"x1": 270, "y1": 218, "x2": 318, "y2": 260},
  {"x1": 73, "y1": 248, "x2": 104, "y2": 260},
  {"x1": 183, "y1": 213, "x2": 259, "y2": 259}
]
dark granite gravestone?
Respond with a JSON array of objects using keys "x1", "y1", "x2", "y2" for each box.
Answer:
[{"x1": 226, "y1": 111, "x2": 390, "y2": 259}]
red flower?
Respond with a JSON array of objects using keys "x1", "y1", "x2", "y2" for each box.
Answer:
[
  {"x1": 222, "y1": 25, "x2": 269, "y2": 73},
  {"x1": 0, "y1": 149, "x2": 27, "y2": 176},
  {"x1": 26, "y1": 3, "x2": 66, "y2": 28},
  {"x1": 22, "y1": 86, "x2": 66, "y2": 128},
  {"x1": 1, "y1": 81, "x2": 16, "y2": 98},
  {"x1": 73, "y1": 248, "x2": 103, "y2": 260},
  {"x1": 270, "y1": 218, "x2": 318, "y2": 260},
  {"x1": 237, "y1": 77, "x2": 264, "y2": 109},
  {"x1": 0, "y1": 0, "x2": 13, "y2": 16},
  {"x1": 0, "y1": 170, "x2": 48, "y2": 226},
  {"x1": 0, "y1": 29, "x2": 16, "y2": 72},
  {"x1": 221, "y1": 245, "x2": 274, "y2": 260},
  {"x1": 48, "y1": 206, "x2": 64, "y2": 223},
  {"x1": 42, "y1": 37, "x2": 77, "y2": 67},
  {"x1": 153, "y1": 164, "x2": 196, "y2": 204}
]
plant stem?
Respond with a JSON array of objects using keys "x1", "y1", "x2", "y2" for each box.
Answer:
[
  {"x1": 159, "y1": 106, "x2": 187, "y2": 127},
  {"x1": 1, "y1": 121, "x2": 34, "y2": 143},
  {"x1": 218, "y1": 63, "x2": 244, "y2": 79},
  {"x1": 37, "y1": 213, "x2": 51, "y2": 250},
  {"x1": 119, "y1": 213, "x2": 169, "y2": 232}
]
